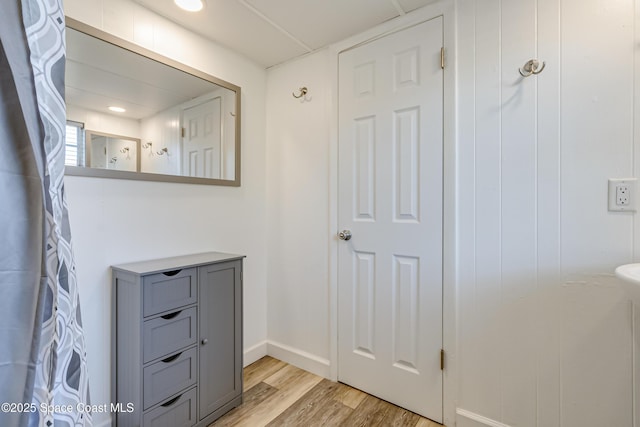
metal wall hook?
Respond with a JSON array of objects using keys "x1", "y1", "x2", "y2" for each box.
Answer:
[
  {"x1": 292, "y1": 87, "x2": 308, "y2": 98},
  {"x1": 519, "y1": 59, "x2": 546, "y2": 77},
  {"x1": 120, "y1": 146, "x2": 131, "y2": 159},
  {"x1": 156, "y1": 147, "x2": 169, "y2": 156},
  {"x1": 143, "y1": 142, "x2": 154, "y2": 157}
]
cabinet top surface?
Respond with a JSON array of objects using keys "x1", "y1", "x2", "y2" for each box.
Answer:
[{"x1": 112, "y1": 252, "x2": 245, "y2": 275}]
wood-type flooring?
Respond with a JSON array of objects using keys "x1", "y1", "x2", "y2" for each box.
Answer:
[{"x1": 209, "y1": 356, "x2": 443, "y2": 427}]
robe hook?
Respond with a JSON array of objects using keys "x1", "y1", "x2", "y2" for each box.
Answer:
[
  {"x1": 519, "y1": 59, "x2": 546, "y2": 77},
  {"x1": 292, "y1": 87, "x2": 308, "y2": 99},
  {"x1": 120, "y1": 146, "x2": 131, "y2": 159}
]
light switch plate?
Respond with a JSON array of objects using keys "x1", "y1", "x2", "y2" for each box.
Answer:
[{"x1": 608, "y1": 178, "x2": 637, "y2": 212}]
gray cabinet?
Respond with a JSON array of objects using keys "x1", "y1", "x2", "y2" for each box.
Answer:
[{"x1": 112, "y1": 252, "x2": 244, "y2": 427}]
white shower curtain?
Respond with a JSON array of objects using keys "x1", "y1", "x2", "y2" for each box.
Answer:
[{"x1": 0, "y1": 1, "x2": 91, "y2": 426}]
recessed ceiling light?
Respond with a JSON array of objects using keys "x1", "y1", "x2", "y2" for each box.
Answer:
[
  {"x1": 108, "y1": 106, "x2": 126, "y2": 113},
  {"x1": 175, "y1": 0, "x2": 204, "y2": 12}
]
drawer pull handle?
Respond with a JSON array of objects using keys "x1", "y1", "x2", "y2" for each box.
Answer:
[
  {"x1": 160, "y1": 310, "x2": 182, "y2": 320},
  {"x1": 161, "y1": 352, "x2": 182, "y2": 363},
  {"x1": 163, "y1": 269, "x2": 182, "y2": 277},
  {"x1": 160, "y1": 394, "x2": 182, "y2": 407}
]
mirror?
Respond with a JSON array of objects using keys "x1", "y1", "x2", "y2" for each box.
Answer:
[
  {"x1": 85, "y1": 130, "x2": 140, "y2": 172},
  {"x1": 64, "y1": 17, "x2": 241, "y2": 186}
]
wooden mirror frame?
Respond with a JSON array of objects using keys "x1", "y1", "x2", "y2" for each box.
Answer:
[{"x1": 64, "y1": 17, "x2": 242, "y2": 186}]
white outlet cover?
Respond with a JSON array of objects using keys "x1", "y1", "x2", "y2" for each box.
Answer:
[{"x1": 608, "y1": 178, "x2": 637, "y2": 212}]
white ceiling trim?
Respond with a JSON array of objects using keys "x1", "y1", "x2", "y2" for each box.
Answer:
[
  {"x1": 237, "y1": 0, "x2": 313, "y2": 53},
  {"x1": 389, "y1": 0, "x2": 407, "y2": 15}
]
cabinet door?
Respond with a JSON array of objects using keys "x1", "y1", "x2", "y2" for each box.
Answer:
[{"x1": 198, "y1": 260, "x2": 242, "y2": 420}]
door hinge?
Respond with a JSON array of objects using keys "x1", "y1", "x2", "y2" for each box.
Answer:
[
  {"x1": 181, "y1": 127, "x2": 185, "y2": 138},
  {"x1": 440, "y1": 47, "x2": 445, "y2": 70},
  {"x1": 440, "y1": 349, "x2": 445, "y2": 370},
  {"x1": 240, "y1": 271, "x2": 243, "y2": 282}
]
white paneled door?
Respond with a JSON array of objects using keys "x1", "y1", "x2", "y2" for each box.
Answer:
[
  {"x1": 182, "y1": 97, "x2": 222, "y2": 178},
  {"x1": 337, "y1": 18, "x2": 443, "y2": 422}
]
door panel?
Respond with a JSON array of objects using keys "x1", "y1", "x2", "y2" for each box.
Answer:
[
  {"x1": 198, "y1": 261, "x2": 242, "y2": 420},
  {"x1": 338, "y1": 17, "x2": 444, "y2": 422},
  {"x1": 182, "y1": 97, "x2": 221, "y2": 178},
  {"x1": 353, "y1": 251, "x2": 376, "y2": 358}
]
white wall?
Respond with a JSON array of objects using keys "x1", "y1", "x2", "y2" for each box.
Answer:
[
  {"x1": 265, "y1": 2, "x2": 640, "y2": 427},
  {"x1": 63, "y1": 1, "x2": 268, "y2": 426},
  {"x1": 139, "y1": 105, "x2": 180, "y2": 175},
  {"x1": 456, "y1": 0, "x2": 636, "y2": 426},
  {"x1": 265, "y1": 49, "x2": 332, "y2": 375}
]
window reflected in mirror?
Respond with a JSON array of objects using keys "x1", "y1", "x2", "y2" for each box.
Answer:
[{"x1": 65, "y1": 121, "x2": 85, "y2": 167}]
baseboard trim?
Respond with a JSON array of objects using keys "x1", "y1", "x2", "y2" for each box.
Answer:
[
  {"x1": 244, "y1": 340, "x2": 268, "y2": 367},
  {"x1": 456, "y1": 408, "x2": 512, "y2": 427},
  {"x1": 267, "y1": 340, "x2": 331, "y2": 378}
]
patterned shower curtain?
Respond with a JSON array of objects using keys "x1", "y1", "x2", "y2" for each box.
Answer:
[{"x1": 0, "y1": 1, "x2": 91, "y2": 426}]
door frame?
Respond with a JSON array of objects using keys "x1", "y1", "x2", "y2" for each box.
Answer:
[{"x1": 327, "y1": 1, "x2": 457, "y2": 425}]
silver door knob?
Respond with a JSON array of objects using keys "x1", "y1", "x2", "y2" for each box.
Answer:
[
  {"x1": 201, "y1": 339, "x2": 208, "y2": 345},
  {"x1": 338, "y1": 230, "x2": 352, "y2": 241}
]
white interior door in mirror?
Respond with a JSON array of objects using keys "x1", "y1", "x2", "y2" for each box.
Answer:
[
  {"x1": 138, "y1": 88, "x2": 236, "y2": 179},
  {"x1": 182, "y1": 97, "x2": 222, "y2": 179}
]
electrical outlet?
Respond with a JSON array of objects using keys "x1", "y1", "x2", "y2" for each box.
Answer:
[
  {"x1": 608, "y1": 178, "x2": 637, "y2": 212},
  {"x1": 616, "y1": 184, "x2": 630, "y2": 205}
]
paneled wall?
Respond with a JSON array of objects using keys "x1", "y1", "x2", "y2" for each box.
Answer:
[
  {"x1": 63, "y1": 1, "x2": 268, "y2": 426},
  {"x1": 139, "y1": 105, "x2": 181, "y2": 175},
  {"x1": 266, "y1": 1, "x2": 639, "y2": 427},
  {"x1": 456, "y1": 0, "x2": 637, "y2": 426}
]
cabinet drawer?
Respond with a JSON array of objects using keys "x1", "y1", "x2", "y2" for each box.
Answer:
[
  {"x1": 143, "y1": 308, "x2": 197, "y2": 363},
  {"x1": 142, "y1": 348, "x2": 198, "y2": 409},
  {"x1": 143, "y1": 387, "x2": 197, "y2": 427},
  {"x1": 143, "y1": 347, "x2": 197, "y2": 409},
  {"x1": 143, "y1": 268, "x2": 197, "y2": 317}
]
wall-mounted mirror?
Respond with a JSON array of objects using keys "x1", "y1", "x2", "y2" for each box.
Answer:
[
  {"x1": 84, "y1": 130, "x2": 140, "y2": 172},
  {"x1": 64, "y1": 17, "x2": 241, "y2": 186}
]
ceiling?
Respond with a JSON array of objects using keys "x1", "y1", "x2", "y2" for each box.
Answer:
[
  {"x1": 133, "y1": 0, "x2": 437, "y2": 68},
  {"x1": 66, "y1": 27, "x2": 223, "y2": 120}
]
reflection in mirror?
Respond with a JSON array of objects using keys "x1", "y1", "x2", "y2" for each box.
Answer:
[
  {"x1": 64, "y1": 17, "x2": 241, "y2": 186},
  {"x1": 85, "y1": 130, "x2": 140, "y2": 172}
]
